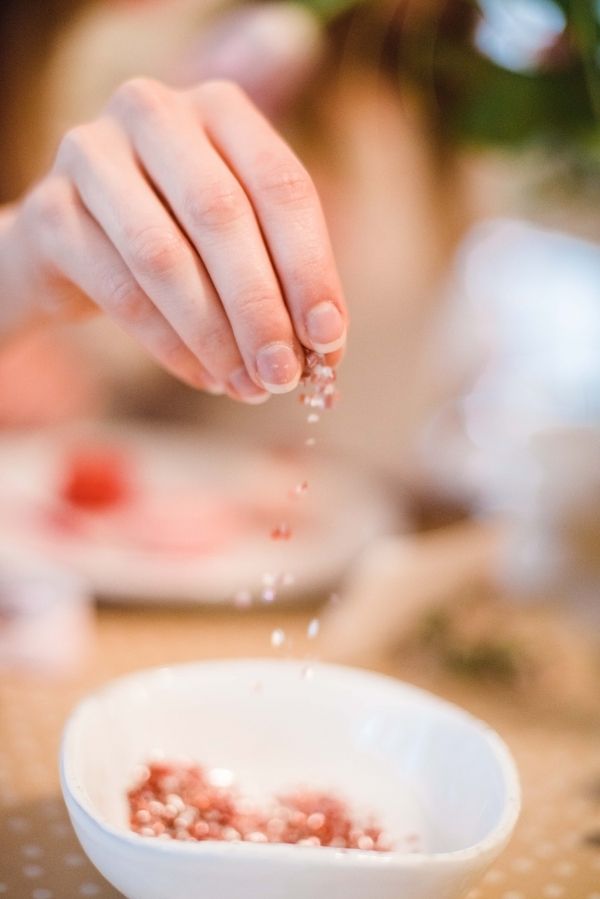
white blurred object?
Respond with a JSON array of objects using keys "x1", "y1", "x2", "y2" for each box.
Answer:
[
  {"x1": 423, "y1": 219, "x2": 600, "y2": 618},
  {"x1": 476, "y1": 0, "x2": 567, "y2": 73},
  {"x1": 0, "y1": 557, "x2": 94, "y2": 676},
  {"x1": 0, "y1": 425, "x2": 397, "y2": 605},
  {"x1": 172, "y1": 2, "x2": 324, "y2": 116}
]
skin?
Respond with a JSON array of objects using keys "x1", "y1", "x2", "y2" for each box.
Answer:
[{"x1": 0, "y1": 77, "x2": 347, "y2": 404}]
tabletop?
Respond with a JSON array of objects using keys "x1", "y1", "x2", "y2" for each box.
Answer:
[{"x1": 1, "y1": 602, "x2": 599, "y2": 899}]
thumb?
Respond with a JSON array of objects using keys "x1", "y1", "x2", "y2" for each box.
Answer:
[{"x1": 171, "y1": 3, "x2": 325, "y2": 117}]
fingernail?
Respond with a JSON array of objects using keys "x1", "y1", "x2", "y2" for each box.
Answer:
[
  {"x1": 228, "y1": 367, "x2": 270, "y2": 404},
  {"x1": 306, "y1": 302, "x2": 346, "y2": 353},
  {"x1": 256, "y1": 342, "x2": 300, "y2": 393}
]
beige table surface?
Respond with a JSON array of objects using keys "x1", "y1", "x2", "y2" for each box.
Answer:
[{"x1": 1, "y1": 603, "x2": 599, "y2": 899}]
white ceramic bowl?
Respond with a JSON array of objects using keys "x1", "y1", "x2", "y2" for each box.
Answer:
[{"x1": 60, "y1": 660, "x2": 520, "y2": 899}]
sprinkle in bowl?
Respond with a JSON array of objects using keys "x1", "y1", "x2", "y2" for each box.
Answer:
[{"x1": 60, "y1": 659, "x2": 520, "y2": 899}]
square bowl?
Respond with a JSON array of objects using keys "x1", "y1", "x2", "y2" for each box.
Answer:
[{"x1": 60, "y1": 659, "x2": 520, "y2": 899}]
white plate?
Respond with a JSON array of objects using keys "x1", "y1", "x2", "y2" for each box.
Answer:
[{"x1": 0, "y1": 425, "x2": 397, "y2": 604}]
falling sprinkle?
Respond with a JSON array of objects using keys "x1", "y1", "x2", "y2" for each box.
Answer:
[
  {"x1": 307, "y1": 618, "x2": 320, "y2": 639},
  {"x1": 254, "y1": 353, "x2": 337, "y2": 642},
  {"x1": 270, "y1": 523, "x2": 292, "y2": 541},
  {"x1": 301, "y1": 665, "x2": 314, "y2": 680},
  {"x1": 271, "y1": 629, "x2": 286, "y2": 648},
  {"x1": 290, "y1": 480, "x2": 309, "y2": 498},
  {"x1": 301, "y1": 352, "x2": 339, "y2": 412},
  {"x1": 281, "y1": 572, "x2": 296, "y2": 587}
]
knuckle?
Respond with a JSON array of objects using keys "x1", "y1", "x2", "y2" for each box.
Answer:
[
  {"x1": 257, "y1": 162, "x2": 315, "y2": 207},
  {"x1": 112, "y1": 77, "x2": 169, "y2": 119},
  {"x1": 157, "y1": 333, "x2": 187, "y2": 366},
  {"x1": 25, "y1": 178, "x2": 73, "y2": 235},
  {"x1": 287, "y1": 251, "x2": 326, "y2": 291},
  {"x1": 186, "y1": 183, "x2": 248, "y2": 231},
  {"x1": 57, "y1": 125, "x2": 95, "y2": 168},
  {"x1": 187, "y1": 321, "x2": 230, "y2": 360},
  {"x1": 127, "y1": 226, "x2": 186, "y2": 279},
  {"x1": 106, "y1": 277, "x2": 148, "y2": 322},
  {"x1": 235, "y1": 283, "x2": 277, "y2": 323}
]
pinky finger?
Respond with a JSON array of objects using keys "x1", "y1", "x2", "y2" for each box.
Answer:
[{"x1": 36, "y1": 182, "x2": 223, "y2": 393}]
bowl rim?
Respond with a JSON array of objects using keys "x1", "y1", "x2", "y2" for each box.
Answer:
[{"x1": 60, "y1": 658, "x2": 521, "y2": 870}]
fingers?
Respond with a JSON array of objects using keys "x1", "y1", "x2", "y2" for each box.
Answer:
[
  {"x1": 196, "y1": 80, "x2": 348, "y2": 358},
  {"x1": 110, "y1": 79, "x2": 303, "y2": 393},
  {"x1": 25, "y1": 176, "x2": 227, "y2": 395},
  {"x1": 54, "y1": 113, "x2": 269, "y2": 404},
  {"x1": 44, "y1": 76, "x2": 346, "y2": 401}
]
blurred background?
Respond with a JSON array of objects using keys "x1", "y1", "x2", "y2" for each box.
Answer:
[
  {"x1": 0, "y1": 2, "x2": 599, "y2": 894},
  {"x1": 1, "y1": 0, "x2": 598, "y2": 663}
]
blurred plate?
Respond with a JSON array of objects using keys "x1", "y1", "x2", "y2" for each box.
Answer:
[{"x1": 0, "y1": 425, "x2": 397, "y2": 605}]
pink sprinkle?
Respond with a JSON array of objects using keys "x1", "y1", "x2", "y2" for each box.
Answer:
[{"x1": 290, "y1": 480, "x2": 309, "y2": 499}]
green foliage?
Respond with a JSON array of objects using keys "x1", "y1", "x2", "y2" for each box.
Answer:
[
  {"x1": 296, "y1": 0, "x2": 359, "y2": 19},
  {"x1": 296, "y1": 0, "x2": 600, "y2": 170},
  {"x1": 418, "y1": 607, "x2": 525, "y2": 686},
  {"x1": 302, "y1": 0, "x2": 358, "y2": 16},
  {"x1": 432, "y1": 1, "x2": 600, "y2": 152},
  {"x1": 443, "y1": 640, "x2": 523, "y2": 684}
]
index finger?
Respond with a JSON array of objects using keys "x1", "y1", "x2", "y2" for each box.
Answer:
[{"x1": 195, "y1": 80, "x2": 348, "y2": 358}]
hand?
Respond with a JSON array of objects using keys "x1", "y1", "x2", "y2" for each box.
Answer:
[{"x1": 3, "y1": 78, "x2": 347, "y2": 403}]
